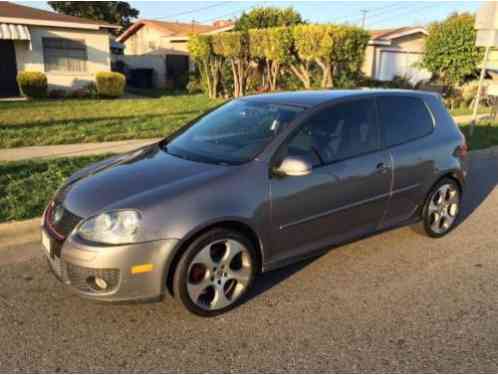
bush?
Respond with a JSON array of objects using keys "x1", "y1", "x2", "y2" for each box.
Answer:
[
  {"x1": 95, "y1": 72, "x2": 126, "y2": 98},
  {"x1": 16, "y1": 71, "x2": 47, "y2": 99},
  {"x1": 421, "y1": 13, "x2": 482, "y2": 87},
  {"x1": 47, "y1": 89, "x2": 67, "y2": 99}
]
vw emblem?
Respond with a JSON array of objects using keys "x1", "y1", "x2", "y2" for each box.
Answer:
[{"x1": 53, "y1": 204, "x2": 64, "y2": 223}]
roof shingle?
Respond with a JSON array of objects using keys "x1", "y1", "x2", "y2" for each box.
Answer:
[{"x1": 0, "y1": 1, "x2": 118, "y2": 29}]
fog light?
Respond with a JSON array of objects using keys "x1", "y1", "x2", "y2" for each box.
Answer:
[
  {"x1": 95, "y1": 277, "x2": 108, "y2": 290},
  {"x1": 86, "y1": 276, "x2": 109, "y2": 291}
]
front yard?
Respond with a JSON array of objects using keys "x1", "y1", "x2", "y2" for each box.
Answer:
[
  {"x1": 0, "y1": 94, "x2": 223, "y2": 148},
  {"x1": 0, "y1": 155, "x2": 109, "y2": 222}
]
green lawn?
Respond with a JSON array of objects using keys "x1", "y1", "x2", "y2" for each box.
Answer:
[
  {"x1": 0, "y1": 94, "x2": 223, "y2": 148},
  {"x1": 450, "y1": 106, "x2": 491, "y2": 117},
  {"x1": 0, "y1": 155, "x2": 109, "y2": 223},
  {"x1": 460, "y1": 122, "x2": 498, "y2": 150}
]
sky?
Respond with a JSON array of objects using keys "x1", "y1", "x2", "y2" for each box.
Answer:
[{"x1": 17, "y1": 1, "x2": 483, "y2": 29}]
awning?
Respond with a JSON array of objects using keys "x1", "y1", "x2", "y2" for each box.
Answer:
[{"x1": 0, "y1": 23, "x2": 30, "y2": 40}]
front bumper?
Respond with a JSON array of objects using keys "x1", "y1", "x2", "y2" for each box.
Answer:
[{"x1": 42, "y1": 227, "x2": 179, "y2": 302}]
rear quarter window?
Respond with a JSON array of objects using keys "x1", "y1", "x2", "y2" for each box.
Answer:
[{"x1": 377, "y1": 96, "x2": 434, "y2": 147}]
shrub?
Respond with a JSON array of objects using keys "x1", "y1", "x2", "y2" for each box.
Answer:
[
  {"x1": 16, "y1": 71, "x2": 47, "y2": 98},
  {"x1": 95, "y1": 71, "x2": 126, "y2": 98},
  {"x1": 47, "y1": 89, "x2": 67, "y2": 99},
  {"x1": 421, "y1": 13, "x2": 482, "y2": 87}
]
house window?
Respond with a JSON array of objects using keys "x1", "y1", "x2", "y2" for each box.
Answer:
[{"x1": 43, "y1": 38, "x2": 88, "y2": 73}]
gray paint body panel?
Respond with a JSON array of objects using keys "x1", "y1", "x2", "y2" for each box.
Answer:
[{"x1": 42, "y1": 89, "x2": 467, "y2": 301}]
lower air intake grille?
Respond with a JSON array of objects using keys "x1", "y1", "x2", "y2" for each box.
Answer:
[{"x1": 63, "y1": 263, "x2": 120, "y2": 293}]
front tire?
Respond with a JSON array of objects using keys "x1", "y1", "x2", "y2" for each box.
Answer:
[
  {"x1": 173, "y1": 228, "x2": 256, "y2": 316},
  {"x1": 421, "y1": 178, "x2": 461, "y2": 238}
]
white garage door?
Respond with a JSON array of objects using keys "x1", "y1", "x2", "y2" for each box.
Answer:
[{"x1": 376, "y1": 51, "x2": 431, "y2": 84}]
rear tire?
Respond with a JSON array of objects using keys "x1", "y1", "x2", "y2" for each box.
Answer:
[
  {"x1": 420, "y1": 178, "x2": 461, "y2": 238},
  {"x1": 173, "y1": 228, "x2": 256, "y2": 316}
]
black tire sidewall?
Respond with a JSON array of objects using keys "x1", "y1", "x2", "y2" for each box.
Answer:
[
  {"x1": 173, "y1": 228, "x2": 256, "y2": 317},
  {"x1": 422, "y1": 178, "x2": 461, "y2": 238}
]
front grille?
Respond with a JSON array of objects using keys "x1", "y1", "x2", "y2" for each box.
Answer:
[{"x1": 63, "y1": 263, "x2": 120, "y2": 293}]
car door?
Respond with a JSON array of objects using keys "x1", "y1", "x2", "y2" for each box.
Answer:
[
  {"x1": 268, "y1": 98, "x2": 392, "y2": 266},
  {"x1": 376, "y1": 95, "x2": 436, "y2": 227}
]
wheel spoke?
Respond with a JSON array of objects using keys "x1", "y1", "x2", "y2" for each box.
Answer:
[
  {"x1": 439, "y1": 185, "x2": 449, "y2": 203},
  {"x1": 211, "y1": 284, "x2": 231, "y2": 309},
  {"x1": 428, "y1": 199, "x2": 439, "y2": 214},
  {"x1": 187, "y1": 277, "x2": 212, "y2": 302},
  {"x1": 430, "y1": 212, "x2": 442, "y2": 232},
  {"x1": 222, "y1": 239, "x2": 243, "y2": 266},
  {"x1": 192, "y1": 246, "x2": 217, "y2": 269},
  {"x1": 227, "y1": 267, "x2": 251, "y2": 287},
  {"x1": 448, "y1": 203, "x2": 458, "y2": 217}
]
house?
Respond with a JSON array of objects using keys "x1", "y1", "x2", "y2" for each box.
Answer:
[
  {"x1": 0, "y1": 1, "x2": 119, "y2": 97},
  {"x1": 363, "y1": 26, "x2": 431, "y2": 84},
  {"x1": 115, "y1": 19, "x2": 233, "y2": 88}
]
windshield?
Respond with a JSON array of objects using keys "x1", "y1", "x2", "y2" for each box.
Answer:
[{"x1": 163, "y1": 100, "x2": 304, "y2": 165}]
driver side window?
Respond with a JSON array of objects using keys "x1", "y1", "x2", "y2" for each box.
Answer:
[{"x1": 286, "y1": 99, "x2": 379, "y2": 167}]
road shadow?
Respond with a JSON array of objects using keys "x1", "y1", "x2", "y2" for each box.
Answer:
[
  {"x1": 241, "y1": 150, "x2": 498, "y2": 308},
  {"x1": 455, "y1": 150, "x2": 498, "y2": 227}
]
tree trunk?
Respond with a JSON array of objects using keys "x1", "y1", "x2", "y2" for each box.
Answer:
[
  {"x1": 316, "y1": 59, "x2": 333, "y2": 88},
  {"x1": 269, "y1": 61, "x2": 280, "y2": 91},
  {"x1": 289, "y1": 62, "x2": 311, "y2": 89}
]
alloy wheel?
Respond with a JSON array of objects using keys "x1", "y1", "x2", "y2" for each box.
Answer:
[
  {"x1": 427, "y1": 183, "x2": 459, "y2": 235},
  {"x1": 186, "y1": 239, "x2": 252, "y2": 311}
]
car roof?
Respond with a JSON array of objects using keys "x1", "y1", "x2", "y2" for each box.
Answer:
[{"x1": 242, "y1": 89, "x2": 439, "y2": 108}]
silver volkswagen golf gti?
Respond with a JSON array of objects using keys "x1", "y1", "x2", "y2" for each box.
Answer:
[{"x1": 41, "y1": 90, "x2": 467, "y2": 316}]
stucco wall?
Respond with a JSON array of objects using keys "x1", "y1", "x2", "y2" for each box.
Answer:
[
  {"x1": 14, "y1": 26, "x2": 111, "y2": 91},
  {"x1": 115, "y1": 55, "x2": 167, "y2": 88},
  {"x1": 390, "y1": 33, "x2": 425, "y2": 53},
  {"x1": 362, "y1": 33, "x2": 427, "y2": 82},
  {"x1": 361, "y1": 45, "x2": 376, "y2": 77},
  {"x1": 124, "y1": 26, "x2": 163, "y2": 55},
  {"x1": 159, "y1": 38, "x2": 189, "y2": 55}
]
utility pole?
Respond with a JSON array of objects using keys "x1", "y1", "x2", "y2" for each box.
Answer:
[{"x1": 360, "y1": 9, "x2": 368, "y2": 28}]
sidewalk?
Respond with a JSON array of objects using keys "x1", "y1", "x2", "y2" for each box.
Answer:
[
  {"x1": 0, "y1": 114, "x2": 492, "y2": 163},
  {"x1": 0, "y1": 138, "x2": 161, "y2": 162},
  {"x1": 453, "y1": 113, "x2": 492, "y2": 124}
]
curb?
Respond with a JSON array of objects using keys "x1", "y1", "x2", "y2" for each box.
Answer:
[{"x1": 0, "y1": 217, "x2": 41, "y2": 249}]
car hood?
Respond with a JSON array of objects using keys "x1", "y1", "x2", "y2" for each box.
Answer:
[{"x1": 60, "y1": 144, "x2": 226, "y2": 218}]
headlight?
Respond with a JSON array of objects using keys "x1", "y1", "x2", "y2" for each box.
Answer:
[{"x1": 76, "y1": 210, "x2": 141, "y2": 245}]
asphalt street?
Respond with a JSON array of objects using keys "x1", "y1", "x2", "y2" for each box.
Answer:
[{"x1": 1, "y1": 150, "x2": 498, "y2": 372}]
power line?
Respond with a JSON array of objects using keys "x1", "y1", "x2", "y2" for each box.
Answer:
[
  {"x1": 367, "y1": 3, "x2": 438, "y2": 28},
  {"x1": 146, "y1": 2, "x2": 233, "y2": 22},
  {"x1": 330, "y1": 2, "x2": 406, "y2": 25},
  {"x1": 199, "y1": 2, "x2": 267, "y2": 24}
]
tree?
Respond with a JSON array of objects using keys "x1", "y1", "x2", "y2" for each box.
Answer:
[
  {"x1": 249, "y1": 27, "x2": 292, "y2": 91},
  {"x1": 234, "y1": 6, "x2": 303, "y2": 31},
  {"x1": 291, "y1": 24, "x2": 370, "y2": 89},
  {"x1": 421, "y1": 13, "x2": 483, "y2": 87},
  {"x1": 212, "y1": 32, "x2": 251, "y2": 97},
  {"x1": 188, "y1": 35, "x2": 224, "y2": 99},
  {"x1": 48, "y1": 2, "x2": 139, "y2": 32}
]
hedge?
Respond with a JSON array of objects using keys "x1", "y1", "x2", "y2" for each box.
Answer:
[
  {"x1": 16, "y1": 71, "x2": 47, "y2": 99},
  {"x1": 95, "y1": 72, "x2": 126, "y2": 98}
]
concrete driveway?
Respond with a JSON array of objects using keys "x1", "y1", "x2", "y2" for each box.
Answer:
[{"x1": 1, "y1": 151, "x2": 497, "y2": 372}]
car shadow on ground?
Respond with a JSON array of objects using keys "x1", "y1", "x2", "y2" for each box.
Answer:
[
  {"x1": 242, "y1": 151, "x2": 498, "y2": 307},
  {"x1": 456, "y1": 151, "x2": 498, "y2": 227}
]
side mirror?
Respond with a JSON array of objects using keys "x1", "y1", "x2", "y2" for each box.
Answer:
[{"x1": 274, "y1": 156, "x2": 312, "y2": 177}]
